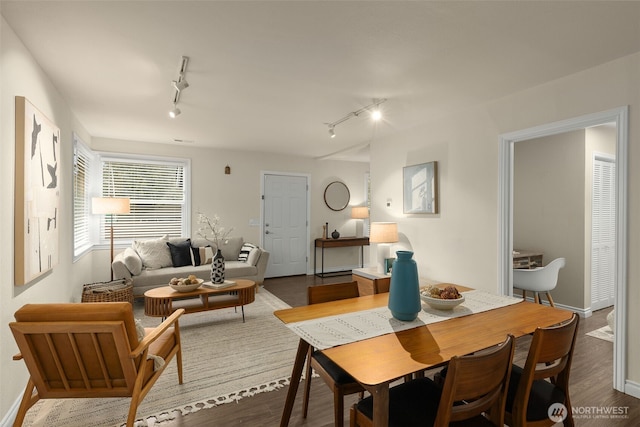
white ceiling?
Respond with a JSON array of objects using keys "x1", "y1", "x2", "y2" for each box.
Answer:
[{"x1": 2, "y1": 1, "x2": 639, "y2": 161}]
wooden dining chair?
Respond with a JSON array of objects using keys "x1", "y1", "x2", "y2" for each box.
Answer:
[
  {"x1": 350, "y1": 334, "x2": 516, "y2": 427},
  {"x1": 9, "y1": 302, "x2": 184, "y2": 427},
  {"x1": 302, "y1": 281, "x2": 364, "y2": 427},
  {"x1": 505, "y1": 313, "x2": 579, "y2": 427}
]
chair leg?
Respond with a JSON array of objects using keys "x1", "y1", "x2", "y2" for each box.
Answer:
[
  {"x1": 534, "y1": 292, "x2": 540, "y2": 304},
  {"x1": 13, "y1": 378, "x2": 38, "y2": 427},
  {"x1": 545, "y1": 292, "x2": 555, "y2": 307},
  {"x1": 302, "y1": 348, "x2": 313, "y2": 418},
  {"x1": 521, "y1": 289, "x2": 527, "y2": 301},
  {"x1": 334, "y1": 390, "x2": 345, "y2": 427}
]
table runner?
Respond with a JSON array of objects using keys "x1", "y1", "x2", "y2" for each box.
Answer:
[{"x1": 286, "y1": 290, "x2": 522, "y2": 350}]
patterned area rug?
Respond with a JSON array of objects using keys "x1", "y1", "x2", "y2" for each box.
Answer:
[
  {"x1": 586, "y1": 325, "x2": 614, "y2": 343},
  {"x1": 22, "y1": 289, "x2": 296, "y2": 426}
]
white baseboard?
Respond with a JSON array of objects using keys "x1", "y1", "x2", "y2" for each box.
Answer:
[
  {"x1": 0, "y1": 394, "x2": 20, "y2": 427},
  {"x1": 624, "y1": 379, "x2": 640, "y2": 399}
]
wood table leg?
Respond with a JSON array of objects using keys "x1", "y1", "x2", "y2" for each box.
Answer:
[
  {"x1": 280, "y1": 338, "x2": 310, "y2": 427},
  {"x1": 366, "y1": 383, "x2": 389, "y2": 427}
]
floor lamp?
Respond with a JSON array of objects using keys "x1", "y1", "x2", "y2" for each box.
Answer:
[
  {"x1": 351, "y1": 206, "x2": 369, "y2": 237},
  {"x1": 369, "y1": 222, "x2": 399, "y2": 274},
  {"x1": 92, "y1": 197, "x2": 130, "y2": 280}
]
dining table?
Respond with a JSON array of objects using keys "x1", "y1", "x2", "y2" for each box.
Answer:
[{"x1": 274, "y1": 284, "x2": 574, "y2": 427}]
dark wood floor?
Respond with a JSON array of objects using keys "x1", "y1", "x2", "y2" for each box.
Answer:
[{"x1": 160, "y1": 275, "x2": 638, "y2": 426}]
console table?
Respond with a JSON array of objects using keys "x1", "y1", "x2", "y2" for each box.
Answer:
[{"x1": 314, "y1": 237, "x2": 369, "y2": 277}]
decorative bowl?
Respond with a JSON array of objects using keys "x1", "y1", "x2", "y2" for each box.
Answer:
[
  {"x1": 169, "y1": 279, "x2": 203, "y2": 293},
  {"x1": 421, "y1": 294, "x2": 465, "y2": 310}
]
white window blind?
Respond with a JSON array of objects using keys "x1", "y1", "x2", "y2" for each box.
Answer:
[
  {"x1": 73, "y1": 136, "x2": 93, "y2": 257},
  {"x1": 100, "y1": 155, "x2": 188, "y2": 241}
]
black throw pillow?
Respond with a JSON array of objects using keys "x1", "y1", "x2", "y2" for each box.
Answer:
[{"x1": 167, "y1": 239, "x2": 192, "y2": 267}]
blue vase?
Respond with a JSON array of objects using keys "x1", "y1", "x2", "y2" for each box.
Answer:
[{"x1": 388, "y1": 251, "x2": 421, "y2": 321}]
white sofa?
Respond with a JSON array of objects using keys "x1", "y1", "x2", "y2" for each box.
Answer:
[{"x1": 112, "y1": 236, "x2": 269, "y2": 297}]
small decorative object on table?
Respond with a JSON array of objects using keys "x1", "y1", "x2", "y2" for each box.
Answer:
[
  {"x1": 420, "y1": 285, "x2": 465, "y2": 310},
  {"x1": 169, "y1": 276, "x2": 204, "y2": 292},
  {"x1": 331, "y1": 229, "x2": 340, "y2": 239},
  {"x1": 388, "y1": 251, "x2": 421, "y2": 321},
  {"x1": 198, "y1": 212, "x2": 234, "y2": 284}
]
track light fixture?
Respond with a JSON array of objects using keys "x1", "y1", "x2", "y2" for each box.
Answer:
[
  {"x1": 324, "y1": 98, "x2": 387, "y2": 138},
  {"x1": 169, "y1": 56, "x2": 189, "y2": 119},
  {"x1": 172, "y1": 79, "x2": 189, "y2": 92},
  {"x1": 169, "y1": 104, "x2": 181, "y2": 118}
]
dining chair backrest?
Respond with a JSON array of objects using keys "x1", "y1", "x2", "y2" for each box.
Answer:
[
  {"x1": 513, "y1": 257, "x2": 566, "y2": 292},
  {"x1": 507, "y1": 313, "x2": 579, "y2": 427},
  {"x1": 304, "y1": 280, "x2": 364, "y2": 427},
  {"x1": 307, "y1": 281, "x2": 360, "y2": 305},
  {"x1": 437, "y1": 334, "x2": 516, "y2": 425}
]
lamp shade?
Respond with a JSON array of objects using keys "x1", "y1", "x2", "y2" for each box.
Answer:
[
  {"x1": 351, "y1": 206, "x2": 369, "y2": 219},
  {"x1": 369, "y1": 222, "x2": 398, "y2": 243},
  {"x1": 92, "y1": 197, "x2": 130, "y2": 215}
]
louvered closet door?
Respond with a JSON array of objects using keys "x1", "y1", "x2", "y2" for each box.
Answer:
[{"x1": 591, "y1": 156, "x2": 616, "y2": 311}]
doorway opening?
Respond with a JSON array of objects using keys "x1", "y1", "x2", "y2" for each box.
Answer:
[{"x1": 498, "y1": 106, "x2": 628, "y2": 393}]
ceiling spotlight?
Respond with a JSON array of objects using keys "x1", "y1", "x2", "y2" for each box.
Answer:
[
  {"x1": 172, "y1": 79, "x2": 189, "y2": 92},
  {"x1": 169, "y1": 104, "x2": 181, "y2": 118},
  {"x1": 371, "y1": 109, "x2": 382, "y2": 121},
  {"x1": 329, "y1": 125, "x2": 336, "y2": 138}
]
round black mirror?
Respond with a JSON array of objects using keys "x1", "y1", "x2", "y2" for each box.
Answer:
[{"x1": 324, "y1": 181, "x2": 350, "y2": 211}]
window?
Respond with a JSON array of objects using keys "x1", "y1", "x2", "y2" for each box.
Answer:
[
  {"x1": 73, "y1": 135, "x2": 94, "y2": 258},
  {"x1": 99, "y1": 154, "x2": 190, "y2": 242}
]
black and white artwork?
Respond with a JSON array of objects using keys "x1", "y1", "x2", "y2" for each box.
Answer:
[{"x1": 15, "y1": 96, "x2": 60, "y2": 285}]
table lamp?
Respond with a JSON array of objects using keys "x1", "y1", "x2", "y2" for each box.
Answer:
[
  {"x1": 351, "y1": 206, "x2": 369, "y2": 237},
  {"x1": 92, "y1": 197, "x2": 130, "y2": 280},
  {"x1": 369, "y1": 222, "x2": 398, "y2": 274}
]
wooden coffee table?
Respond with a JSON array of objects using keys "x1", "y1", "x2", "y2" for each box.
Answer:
[{"x1": 144, "y1": 279, "x2": 256, "y2": 322}]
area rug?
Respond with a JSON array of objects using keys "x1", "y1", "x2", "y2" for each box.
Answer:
[
  {"x1": 22, "y1": 289, "x2": 297, "y2": 427},
  {"x1": 586, "y1": 325, "x2": 614, "y2": 343}
]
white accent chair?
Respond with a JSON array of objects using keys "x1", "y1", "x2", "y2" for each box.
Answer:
[{"x1": 513, "y1": 258, "x2": 566, "y2": 307}]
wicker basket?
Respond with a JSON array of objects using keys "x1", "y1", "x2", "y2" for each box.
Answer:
[{"x1": 81, "y1": 279, "x2": 134, "y2": 304}]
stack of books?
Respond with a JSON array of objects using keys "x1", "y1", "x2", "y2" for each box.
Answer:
[{"x1": 202, "y1": 280, "x2": 236, "y2": 290}]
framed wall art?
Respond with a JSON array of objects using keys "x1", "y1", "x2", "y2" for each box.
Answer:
[
  {"x1": 14, "y1": 96, "x2": 61, "y2": 285},
  {"x1": 403, "y1": 161, "x2": 438, "y2": 214}
]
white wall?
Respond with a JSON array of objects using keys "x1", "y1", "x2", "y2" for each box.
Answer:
[
  {"x1": 0, "y1": 16, "x2": 96, "y2": 418},
  {"x1": 370, "y1": 53, "x2": 640, "y2": 386}
]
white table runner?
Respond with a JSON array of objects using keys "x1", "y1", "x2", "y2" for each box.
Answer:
[{"x1": 287, "y1": 290, "x2": 522, "y2": 350}]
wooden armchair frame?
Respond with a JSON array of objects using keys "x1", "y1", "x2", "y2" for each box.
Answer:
[{"x1": 9, "y1": 302, "x2": 184, "y2": 427}]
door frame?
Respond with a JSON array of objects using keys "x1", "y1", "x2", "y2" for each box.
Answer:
[
  {"x1": 498, "y1": 106, "x2": 628, "y2": 393},
  {"x1": 260, "y1": 171, "x2": 311, "y2": 275}
]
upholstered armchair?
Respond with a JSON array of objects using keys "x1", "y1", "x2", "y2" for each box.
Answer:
[{"x1": 9, "y1": 302, "x2": 184, "y2": 427}]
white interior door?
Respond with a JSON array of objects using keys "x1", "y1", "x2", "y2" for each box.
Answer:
[
  {"x1": 591, "y1": 155, "x2": 616, "y2": 310},
  {"x1": 263, "y1": 174, "x2": 308, "y2": 277}
]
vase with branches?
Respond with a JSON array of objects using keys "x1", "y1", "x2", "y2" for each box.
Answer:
[{"x1": 197, "y1": 213, "x2": 234, "y2": 283}]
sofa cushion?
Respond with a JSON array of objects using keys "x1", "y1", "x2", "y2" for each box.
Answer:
[
  {"x1": 133, "y1": 235, "x2": 172, "y2": 269},
  {"x1": 238, "y1": 243, "x2": 257, "y2": 262},
  {"x1": 123, "y1": 247, "x2": 143, "y2": 275},
  {"x1": 191, "y1": 246, "x2": 214, "y2": 265},
  {"x1": 218, "y1": 237, "x2": 244, "y2": 260},
  {"x1": 167, "y1": 239, "x2": 192, "y2": 267}
]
